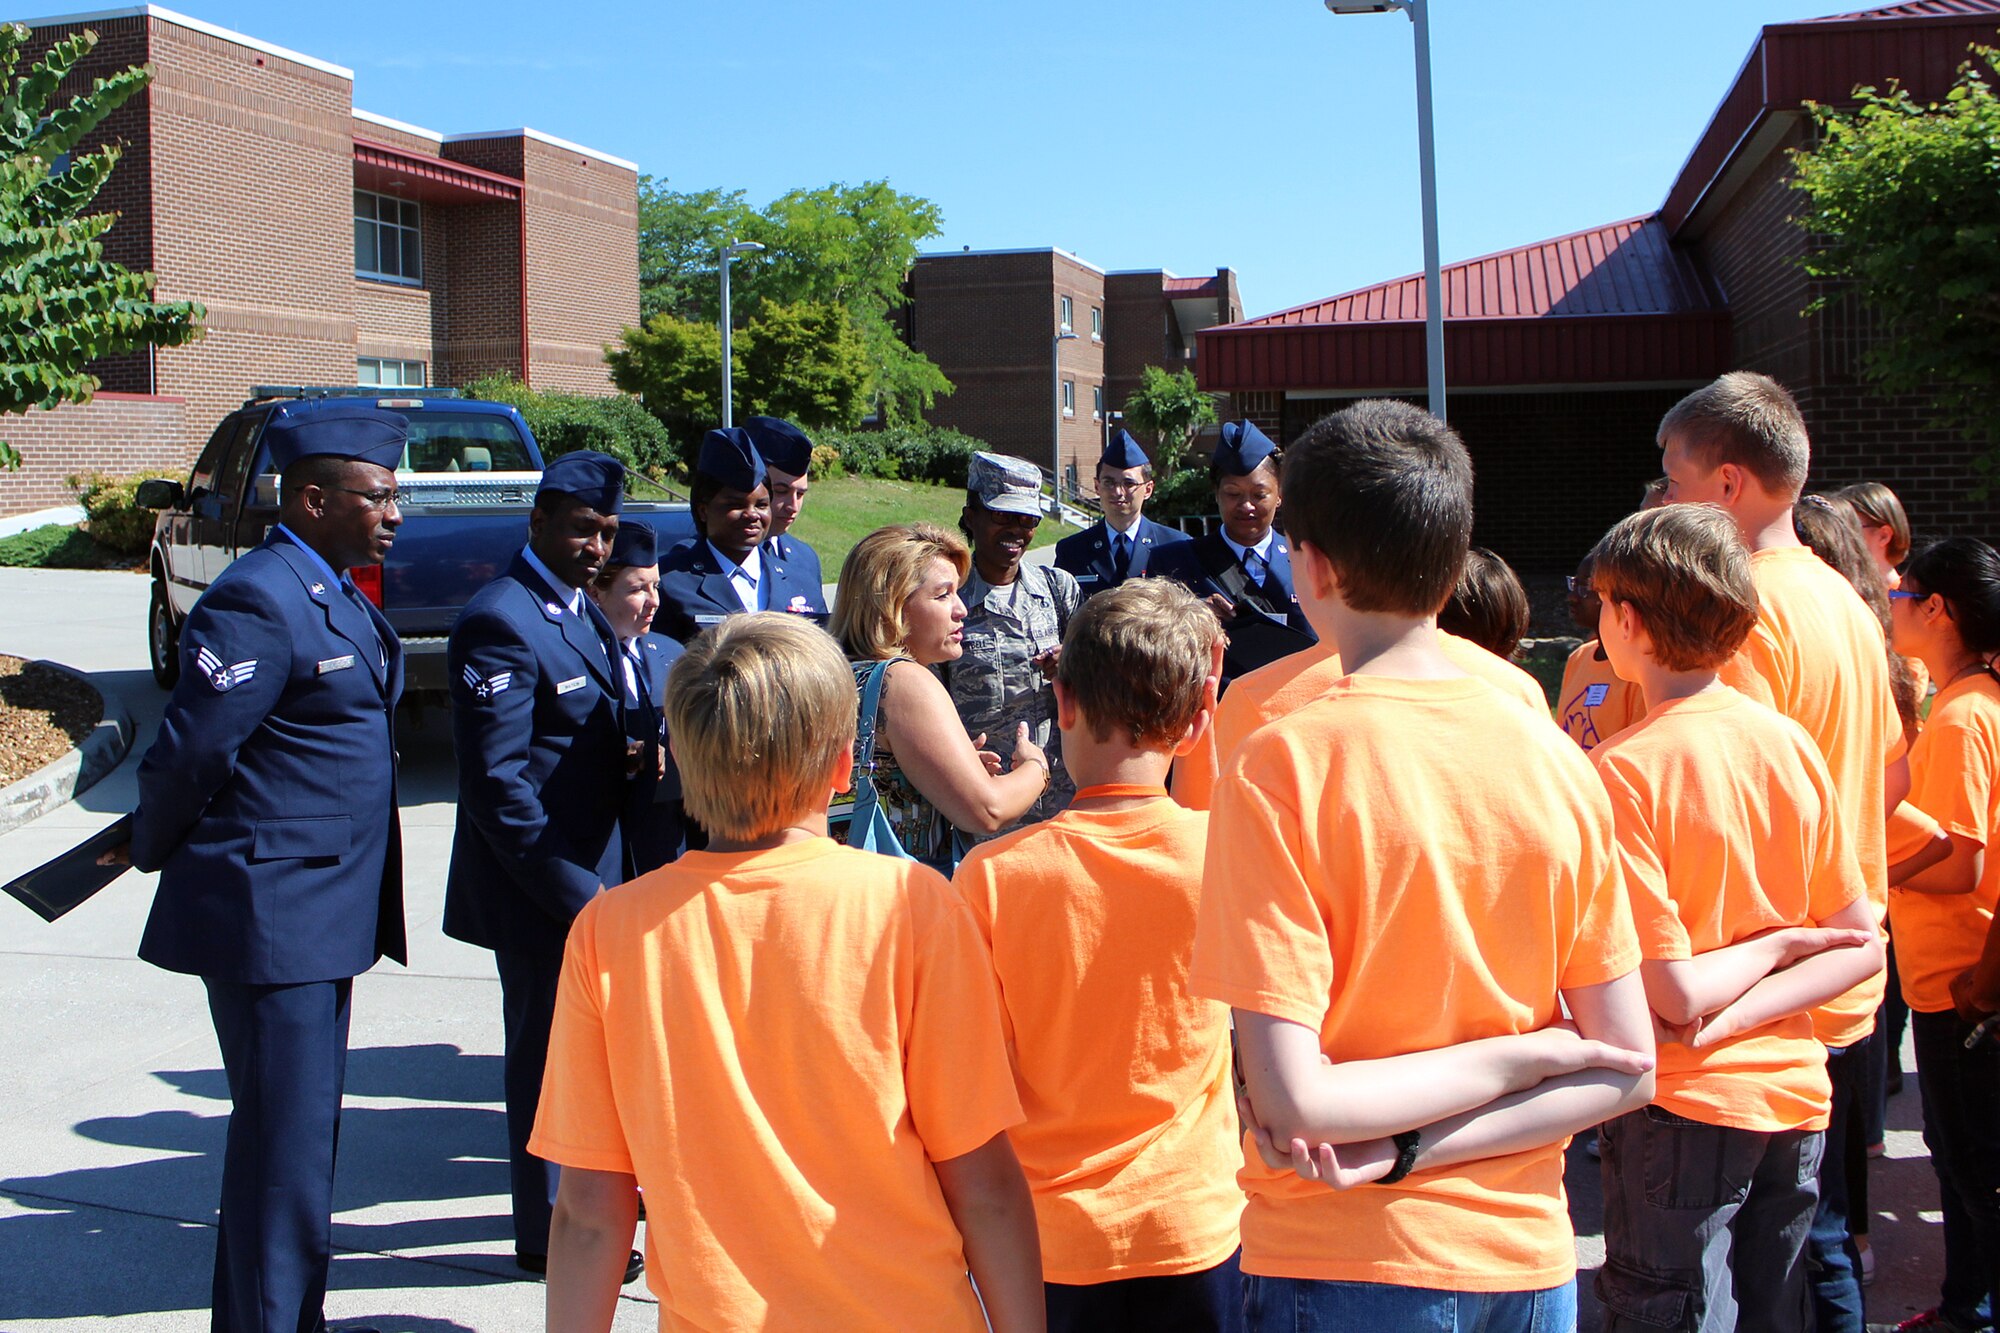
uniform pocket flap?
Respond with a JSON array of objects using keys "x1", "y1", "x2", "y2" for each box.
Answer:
[
  {"x1": 1594, "y1": 1258, "x2": 1695, "y2": 1329},
  {"x1": 251, "y1": 816, "x2": 351, "y2": 861}
]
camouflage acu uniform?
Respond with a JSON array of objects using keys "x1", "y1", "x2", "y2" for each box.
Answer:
[{"x1": 946, "y1": 561, "x2": 1081, "y2": 837}]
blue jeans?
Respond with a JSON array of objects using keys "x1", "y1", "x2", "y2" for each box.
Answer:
[
  {"x1": 1913, "y1": 1008, "x2": 2000, "y2": 1330},
  {"x1": 1808, "y1": 1033, "x2": 1873, "y2": 1333},
  {"x1": 1241, "y1": 1272, "x2": 1575, "y2": 1332},
  {"x1": 1596, "y1": 1105, "x2": 1820, "y2": 1333}
]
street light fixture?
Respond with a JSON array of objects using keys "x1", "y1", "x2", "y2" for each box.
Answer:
[
  {"x1": 1324, "y1": 0, "x2": 1446, "y2": 422},
  {"x1": 718, "y1": 240, "x2": 765, "y2": 428},
  {"x1": 1052, "y1": 327, "x2": 1079, "y2": 512}
]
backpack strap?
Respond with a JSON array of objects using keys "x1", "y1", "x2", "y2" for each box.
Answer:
[{"x1": 848, "y1": 657, "x2": 898, "y2": 828}]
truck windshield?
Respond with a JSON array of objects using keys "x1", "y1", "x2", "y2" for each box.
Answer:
[{"x1": 398, "y1": 413, "x2": 537, "y2": 473}]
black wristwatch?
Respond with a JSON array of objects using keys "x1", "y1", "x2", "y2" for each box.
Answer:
[{"x1": 1380, "y1": 1130, "x2": 1422, "y2": 1185}]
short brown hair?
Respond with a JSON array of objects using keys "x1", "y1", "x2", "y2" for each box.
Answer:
[
  {"x1": 1438, "y1": 547, "x2": 1530, "y2": 659},
  {"x1": 1281, "y1": 399, "x2": 1473, "y2": 615},
  {"x1": 665, "y1": 613, "x2": 857, "y2": 840},
  {"x1": 1056, "y1": 579, "x2": 1221, "y2": 748},
  {"x1": 1590, "y1": 504, "x2": 1759, "y2": 671},
  {"x1": 1834, "y1": 481, "x2": 1912, "y2": 564},
  {"x1": 830, "y1": 523, "x2": 971, "y2": 661},
  {"x1": 1657, "y1": 372, "x2": 1811, "y2": 497}
]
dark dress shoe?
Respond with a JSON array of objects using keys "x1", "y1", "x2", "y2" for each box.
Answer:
[{"x1": 516, "y1": 1249, "x2": 644, "y2": 1284}]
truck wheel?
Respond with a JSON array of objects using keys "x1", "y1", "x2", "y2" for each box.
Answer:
[{"x1": 149, "y1": 581, "x2": 180, "y2": 688}]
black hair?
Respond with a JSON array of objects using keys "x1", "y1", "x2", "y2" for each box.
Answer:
[{"x1": 1903, "y1": 537, "x2": 2000, "y2": 659}]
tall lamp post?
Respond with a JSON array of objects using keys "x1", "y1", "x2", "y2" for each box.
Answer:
[
  {"x1": 718, "y1": 240, "x2": 765, "y2": 428},
  {"x1": 1324, "y1": 0, "x2": 1446, "y2": 422},
  {"x1": 1051, "y1": 328, "x2": 1079, "y2": 511}
]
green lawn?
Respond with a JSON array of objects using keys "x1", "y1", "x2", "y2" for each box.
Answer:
[{"x1": 790, "y1": 474, "x2": 1078, "y2": 580}]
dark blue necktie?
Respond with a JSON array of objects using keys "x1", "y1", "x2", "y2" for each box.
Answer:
[
  {"x1": 1241, "y1": 549, "x2": 1267, "y2": 590},
  {"x1": 1112, "y1": 534, "x2": 1132, "y2": 578}
]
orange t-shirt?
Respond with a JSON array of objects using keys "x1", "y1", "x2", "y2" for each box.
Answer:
[
  {"x1": 530, "y1": 838, "x2": 1024, "y2": 1332},
  {"x1": 1190, "y1": 677, "x2": 1640, "y2": 1290},
  {"x1": 1887, "y1": 801, "x2": 1944, "y2": 865},
  {"x1": 1595, "y1": 689, "x2": 1864, "y2": 1132},
  {"x1": 1719, "y1": 545, "x2": 1899, "y2": 1047},
  {"x1": 1172, "y1": 632, "x2": 1549, "y2": 810},
  {"x1": 954, "y1": 797, "x2": 1241, "y2": 1283},
  {"x1": 1558, "y1": 640, "x2": 1647, "y2": 752},
  {"x1": 1893, "y1": 672, "x2": 2000, "y2": 1014}
]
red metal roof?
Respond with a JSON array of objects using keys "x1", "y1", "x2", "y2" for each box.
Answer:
[
  {"x1": 1801, "y1": 1, "x2": 2000, "y2": 21},
  {"x1": 353, "y1": 137, "x2": 523, "y2": 204},
  {"x1": 1163, "y1": 276, "x2": 1220, "y2": 296}
]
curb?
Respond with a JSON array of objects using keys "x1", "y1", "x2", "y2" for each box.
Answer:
[{"x1": 0, "y1": 661, "x2": 135, "y2": 836}]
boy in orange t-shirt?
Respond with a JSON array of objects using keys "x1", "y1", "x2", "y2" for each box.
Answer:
[
  {"x1": 1656, "y1": 372, "x2": 1898, "y2": 1327},
  {"x1": 530, "y1": 614, "x2": 1042, "y2": 1333},
  {"x1": 1588, "y1": 505, "x2": 1883, "y2": 1331},
  {"x1": 1558, "y1": 552, "x2": 1646, "y2": 752},
  {"x1": 1191, "y1": 399, "x2": 1656, "y2": 1329},
  {"x1": 956, "y1": 578, "x2": 1243, "y2": 1332}
]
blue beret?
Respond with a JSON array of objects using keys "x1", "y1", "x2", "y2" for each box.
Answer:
[
  {"x1": 537, "y1": 449, "x2": 625, "y2": 516},
  {"x1": 697, "y1": 427, "x2": 767, "y2": 492},
  {"x1": 742, "y1": 416, "x2": 813, "y2": 476},
  {"x1": 1099, "y1": 428, "x2": 1149, "y2": 472},
  {"x1": 1214, "y1": 420, "x2": 1278, "y2": 476},
  {"x1": 263, "y1": 400, "x2": 408, "y2": 472},
  {"x1": 609, "y1": 520, "x2": 657, "y2": 568}
]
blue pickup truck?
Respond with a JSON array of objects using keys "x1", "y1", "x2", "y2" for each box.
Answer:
[{"x1": 138, "y1": 387, "x2": 695, "y2": 695}]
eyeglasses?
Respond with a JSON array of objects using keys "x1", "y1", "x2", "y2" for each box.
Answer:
[
  {"x1": 1097, "y1": 477, "x2": 1149, "y2": 494},
  {"x1": 1888, "y1": 589, "x2": 1925, "y2": 601},
  {"x1": 334, "y1": 486, "x2": 402, "y2": 510},
  {"x1": 1565, "y1": 576, "x2": 1594, "y2": 595}
]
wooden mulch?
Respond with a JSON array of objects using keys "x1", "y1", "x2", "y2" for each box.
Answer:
[{"x1": 0, "y1": 655, "x2": 102, "y2": 786}]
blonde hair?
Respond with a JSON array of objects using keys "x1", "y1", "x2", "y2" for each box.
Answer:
[
  {"x1": 1657, "y1": 371, "x2": 1811, "y2": 498},
  {"x1": 830, "y1": 523, "x2": 971, "y2": 660},
  {"x1": 1057, "y1": 579, "x2": 1221, "y2": 748},
  {"x1": 665, "y1": 613, "x2": 857, "y2": 840},
  {"x1": 1590, "y1": 504, "x2": 1759, "y2": 672}
]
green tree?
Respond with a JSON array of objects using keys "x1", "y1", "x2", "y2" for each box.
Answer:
[
  {"x1": 635, "y1": 176, "x2": 753, "y2": 324},
  {"x1": 605, "y1": 312, "x2": 725, "y2": 463},
  {"x1": 1120, "y1": 366, "x2": 1219, "y2": 481},
  {"x1": 0, "y1": 23, "x2": 204, "y2": 469},
  {"x1": 1793, "y1": 49, "x2": 2000, "y2": 460},
  {"x1": 737, "y1": 300, "x2": 871, "y2": 429}
]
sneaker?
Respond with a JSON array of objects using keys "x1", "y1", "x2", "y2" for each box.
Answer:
[
  {"x1": 1866, "y1": 1310, "x2": 1978, "y2": 1332},
  {"x1": 1856, "y1": 1235, "x2": 1876, "y2": 1286}
]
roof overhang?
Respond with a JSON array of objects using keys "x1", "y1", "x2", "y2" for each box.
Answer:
[{"x1": 353, "y1": 138, "x2": 523, "y2": 205}]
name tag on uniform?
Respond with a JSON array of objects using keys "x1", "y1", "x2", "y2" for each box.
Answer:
[
  {"x1": 694, "y1": 614, "x2": 726, "y2": 626},
  {"x1": 1584, "y1": 683, "x2": 1610, "y2": 707},
  {"x1": 315, "y1": 655, "x2": 356, "y2": 675},
  {"x1": 555, "y1": 675, "x2": 589, "y2": 696}
]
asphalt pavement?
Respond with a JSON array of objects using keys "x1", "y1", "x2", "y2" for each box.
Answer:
[{"x1": 0, "y1": 566, "x2": 1957, "y2": 1331}]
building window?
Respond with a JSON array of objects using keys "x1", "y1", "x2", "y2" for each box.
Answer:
[
  {"x1": 1092, "y1": 385, "x2": 1103, "y2": 419},
  {"x1": 1059, "y1": 294, "x2": 1073, "y2": 332},
  {"x1": 1091, "y1": 307, "x2": 1103, "y2": 340},
  {"x1": 355, "y1": 190, "x2": 422, "y2": 284},
  {"x1": 358, "y1": 357, "x2": 426, "y2": 388},
  {"x1": 1062, "y1": 379, "x2": 1075, "y2": 416}
]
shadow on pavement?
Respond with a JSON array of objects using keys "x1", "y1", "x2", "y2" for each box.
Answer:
[{"x1": 0, "y1": 1043, "x2": 518, "y2": 1323}]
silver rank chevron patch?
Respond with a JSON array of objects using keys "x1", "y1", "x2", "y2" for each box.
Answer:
[
  {"x1": 462, "y1": 664, "x2": 512, "y2": 701},
  {"x1": 194, "y1": 646, "x2": 256, "y2": 692}
]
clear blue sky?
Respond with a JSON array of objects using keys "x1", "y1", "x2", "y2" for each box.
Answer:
[{"x1": 135, "y1": 1, "x2": 1899, "y2": 316}]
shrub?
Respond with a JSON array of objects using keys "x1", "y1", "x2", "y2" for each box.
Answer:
[
  {"x1": 0, "y1": 523, "x2": 111, "y2": 568},
  {"x1": 463, "y1": 375, "x2": 681, "y2": 480},
  {"x1": 1148, "y1": 467, "x2": 1216, "y2": 523},
  {"x1": 809, "y1": 443, "x2": 844, "y2": 477},
  {"x1": 69, "y1": 469, "x2": 178, "y2": 555},
  {"x1": 812, "y1": 424, "x2": 987, "y2": 487}
]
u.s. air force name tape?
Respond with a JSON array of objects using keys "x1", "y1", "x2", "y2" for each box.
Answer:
[
  {"x1": 555, "y1": 676, "x2": 588, "y2": 695},
  {"x1": 316, "y1": 655, "x2": 355, "y2": 675}
]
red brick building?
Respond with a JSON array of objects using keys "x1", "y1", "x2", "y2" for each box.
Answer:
[
  {"x1": 1197, "y1": 0, "x2": 2000, "y2": 572},
  {"x1": 903, "y1": 248, "x2": 1240, "y2": 496},
  {"x1": 1, "y1": 5, "x2": 638, "y2": 518}
]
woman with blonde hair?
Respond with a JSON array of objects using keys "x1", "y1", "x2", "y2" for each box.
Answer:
[{"x1": 831, "y1": 523, "x2": 1051, "y2": 869}]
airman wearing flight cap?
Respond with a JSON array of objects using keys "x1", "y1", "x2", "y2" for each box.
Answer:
[
  {"x1": 743, "y1": 414, "x2": 828, "y2": 615},
  {"x1": 1149, "y1": 419, "x2": 1316, "y2": 686},
  {"x1": 657, "y1": 426, "x2": 824, "y2": 641},
  {"x1": 443, "y1": 448, "x2": 643, "y2": 1285},
  {"x1": 130, "y1": 396, "x2": 409, "y2": 1333},
  {"x1": 1054, "y1": 426, "x2": 1191, "y2": 594},
  {"x1": 947, "y1": 451, "x2": 1081, "y2": 845}
]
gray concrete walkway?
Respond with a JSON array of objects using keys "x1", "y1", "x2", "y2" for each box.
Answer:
[{"x1": 0, "y1": 567, "x2": 1958, "y2": 1330}]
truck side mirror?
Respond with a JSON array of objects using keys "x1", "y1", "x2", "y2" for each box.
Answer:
[{"x1": 135, "y1": 478, "x2": 185, "y2": 509}]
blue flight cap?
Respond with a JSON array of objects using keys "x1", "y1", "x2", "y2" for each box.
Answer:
[
  {"x1": 536, "y1": 449, "x2": 625, "y2": 516},
  {"x1": 609, "y1": 520, "x2": 658, "y2": 569},
  {"x1": 1099, "y1": 428, "x2": 1149, "y2": 472},
  {"x1": 263, "y1": 400, "x2": 408, "y2": 472},
  {"x1": 742, "y1": 416, "x2": 813, "y2": 476},
  {"x1": 1213, "y1": 420, "x2": 1278, "y2": 476},
  {"x1": 696, "y1": 427, "x2": 768, "y2": 492}
]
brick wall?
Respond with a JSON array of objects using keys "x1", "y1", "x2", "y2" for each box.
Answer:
[
  {"x1": 0, "y1": 395, "x2": 188, "y2": 514},
  {"x1": 435, "y1": 135, "x2": 527, "y2": 387}
]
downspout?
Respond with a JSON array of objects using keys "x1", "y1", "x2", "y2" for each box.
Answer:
[{"x1": 517, "y1": 187, "x2": 530, "y2": 387}]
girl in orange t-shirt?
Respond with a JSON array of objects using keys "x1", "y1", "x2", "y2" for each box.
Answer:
[{"x1": 1887, "y1": 537, "x2": 2000, "y2": 1331}]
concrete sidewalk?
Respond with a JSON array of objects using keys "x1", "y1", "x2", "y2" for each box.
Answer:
[{"x1": 0, "y1": 567, "x2": 1958, "y2": 1330}]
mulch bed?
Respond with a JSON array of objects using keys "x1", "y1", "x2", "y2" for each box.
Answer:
[{"x1": 0, "y1": 655, "x2": 103, "y2": 786}]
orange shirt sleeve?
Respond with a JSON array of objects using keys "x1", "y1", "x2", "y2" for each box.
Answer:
[
  {"x1": 903, "y1": 888, "x2": 1025, "y2": 1162},
  {"x1": 529, "y1": 899, "x2": 635, "y2": 1175},
  {"x1": 1909, "y1": 716, "x2": 1996, "y2": 849},
  {"x1": 1596, "y1": 761, "x2": 1691, "y2": 962}
]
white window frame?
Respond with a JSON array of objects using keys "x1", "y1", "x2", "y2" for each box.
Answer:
[
  {"x1": 1062, "y1": 379, "x2": 1075, "y2": 417},
  {"x1": 1059, "y1": 294, "x2": 1074, "y2": 332},
  {"x1": 357, "y1": 357, "x2": 426, "y2": 388},
  {"x1": 1091, "y1": 306, "x2": 1103, "y2": 341},
  {"x1": 355, "y1": 189, "x2": 422, "y2": 286},
  {"x1": 1091, "y1": 384, "x2": 1103, "y2": 420}
]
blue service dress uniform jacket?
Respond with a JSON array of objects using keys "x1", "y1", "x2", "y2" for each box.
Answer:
[
  {"x1": 654, "y1": 536, "x2": 826, "y2": 643},
  {"x1": 619, "y1": 629, "x2": 687, "y2": 877},
  {"x1": 1147, "y1": 532, "x2": 1318, "y2": 684},
  {"x1": 766, "y1": 531, "x2": 827, "y2": 613},
  {"x1": 1052, "y1": 515, "x2": 1190, "y2": 595}
]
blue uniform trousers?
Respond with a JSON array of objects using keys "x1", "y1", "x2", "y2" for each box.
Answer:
[
  {"x1": 496, "y1": 936, "x2": 565, "y2": 1257},
  {"x1": 204, "y1": 976, "x2": 352, "y2": 1333}
]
